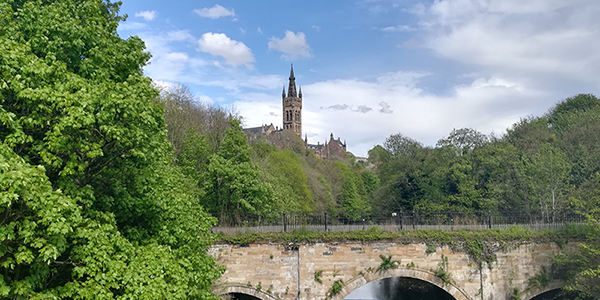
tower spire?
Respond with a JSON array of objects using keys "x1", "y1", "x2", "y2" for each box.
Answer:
[
  {"x1": 287, "y1": 64, "x2": 297, "y2": 97},
  {"x1": 299, "y1": 86, "x2": 302, "y2": 98},
  {"x1": 282, "y1": 64, "x2": 301, "y2": 137}
]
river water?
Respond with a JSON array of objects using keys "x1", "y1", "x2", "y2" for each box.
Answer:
[
  {"x1": 344, "y1": 277, "x2": 455, "y2": 300},
  {"x1": 344, "y1": 277, "x2": 579, "y2": 300},
  {"x1": 228, "y1": 277, "x2": 581, "y2": 300}
]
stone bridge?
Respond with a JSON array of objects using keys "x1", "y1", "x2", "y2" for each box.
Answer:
[{"x1": 210, "y1": 241, "x2": 570, "y2": 300}]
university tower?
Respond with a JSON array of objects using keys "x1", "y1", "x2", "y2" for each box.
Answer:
[{"x1": 282, "y1": 64, "x2": 302, "y2": 136}]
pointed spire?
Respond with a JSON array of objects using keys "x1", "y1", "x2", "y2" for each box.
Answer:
[
  {"x1": 299, "y1": 86, "x2": 302, "y2": 98},
  {"x1": 282, "y1": 85, "x2": 286, "y2": 98},
  {"x1": 287, "y1": 64, "x2": 297, "y2": 97},
  {"x1": 304, "y1": 134, "x2": 308, "y2": 144}
]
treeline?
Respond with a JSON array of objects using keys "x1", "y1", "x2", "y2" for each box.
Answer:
[
  {"x1": 158, "y1": 85, "x2": 373, "y2": 216},
  {"x1": 162, "y1": 86, "x2": 600, "y2": 220},
  {"x1": 369, "y1": 94, "x2": 600, "y2": 216}
]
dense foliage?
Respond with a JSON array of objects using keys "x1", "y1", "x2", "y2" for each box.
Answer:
[
  {"x1": 368, "y1": 94, "x2": 600, "y2": 215},
  {"x1": 0, "y1": 0, "x2": 220, "y2": 298}
]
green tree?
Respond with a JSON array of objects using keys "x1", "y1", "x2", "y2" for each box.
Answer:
[
  {"x1": 334, "y1": 162, "x2": 371, "y2": 212},
  {"x1": 525, "y1": 144, "x2": 571, "y2": 219},
  {"x1": 0, "y1": 0, "x2": 221, "y2": 298},
  {"x1": 547, "y1": 93, "x2": 600, "y2": 134},
  {"x1": 156, "y1": 83, "x2": 235, "y2": 156},
  {"x1": 436, "y1": 128, "x2": 488, "y2": 156},
  {"x1": 554, "y1": 217, "x2": 600, "y2": 299},
  {"x1": 266, "y1": 150, "x2": 313, "y2": 211},
  {"x1": 178, "y1": 128, "x2": 211, "y2": 184},
  {"x1": 204, "y1": 120, "x2": 272, "y2": 214},
  {"x1": 384, "y1": 133, "x2": 423, "y2": 158}
]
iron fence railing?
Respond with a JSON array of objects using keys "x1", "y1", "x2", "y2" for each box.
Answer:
[{"x1": 211, "y1": 210, "x2": 586, "y2": 234}]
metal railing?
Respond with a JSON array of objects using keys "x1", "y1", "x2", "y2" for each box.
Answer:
[{"x1": 211, "y1": 210, "x2": 585, "y2": 234}]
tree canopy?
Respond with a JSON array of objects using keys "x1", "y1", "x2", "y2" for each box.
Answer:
[{"x1": 0, "y1": 0, "x2": 220, "y2": 298}]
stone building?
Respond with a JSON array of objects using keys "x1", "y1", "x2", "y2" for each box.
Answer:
[
  {"x1": 242, "y1": 123, "x2": 275, "y2": 142},
  {"x1": 243, "y1": 65, "x2": 347, "y2": 160},
  {"x1": 282, "y1": 65, "x2": 302, "y2": 135},
  {"x1": 305, "y1": 133, "x2": 347, "y2": 159}
]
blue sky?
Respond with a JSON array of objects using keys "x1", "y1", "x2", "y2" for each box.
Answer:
[{"x1": 117, "y1": 0, "x2": 600, "y2": 156}]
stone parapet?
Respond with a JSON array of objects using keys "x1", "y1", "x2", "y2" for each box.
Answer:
[{"x1": 210, "y1": 241, "x2": 569, "y2": 300}]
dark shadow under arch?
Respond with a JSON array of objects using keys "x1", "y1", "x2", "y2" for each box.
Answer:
[
  {"x1": 522, "y1": 281, "x2": 564, "y2": 300},
  {"x1": 528, "y1": 288, "x2": 594, "y2": 300},
  {"x1": 224, "y1": 292, "x2": 261, "y2": 300},
  {"x1": 330, "y1": 268, "x2": 469, "y2": 300},
  {"x1": 220, "y1": 285, "x2": 278, "y2": 300},
  {"x1": 344, "y1": 276, "x2": 457, "y2": 300}
]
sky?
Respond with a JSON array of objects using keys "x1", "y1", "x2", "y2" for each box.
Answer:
[{"x1": 117, "y1": 0, "x2": 600, "y2": 156}]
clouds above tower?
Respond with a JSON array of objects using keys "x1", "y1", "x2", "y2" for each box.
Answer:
[
  {"x1": 198, "y1": 33, "x2": 255, "y2": 67},
  {"x1": 268, "y1": 31, "x2": 312, "y2": 60},
  {"x1": 193, "y1": 4, "x2": 236, "y2": 19},
  {"x1": 134, "y1": 10, "x2": 157, "y2": 21}
]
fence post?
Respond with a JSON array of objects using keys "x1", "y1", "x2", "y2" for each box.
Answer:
[
  {"x1": 488, "y1": 210, "x2": 492, "y2": 229},
  {"x1": 283, "y1": 211, "x2": 287, "y2": 233},
  {"x1": 412, "y1": 211, "x2": 416, "y2": 230},
  {"x1": 324, "y1": 212, "x2": 328, "y2": 232},
  {"x1": 362, "y1": 213, "x2": 366, "y2": 230},
  {"x1": 399, "y1": 211, "x2": 403, "y2": 230}
]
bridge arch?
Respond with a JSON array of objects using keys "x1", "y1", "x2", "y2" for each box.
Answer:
[
  {"x1": 329, "y1": 267, "x2": 470, "y2": 300},
  {"x1": 521, "y1": 281, "x2": 564, "y2": 300},
  {"x1": 221, "y1": 284, "x2": 279, "y2": 300}
]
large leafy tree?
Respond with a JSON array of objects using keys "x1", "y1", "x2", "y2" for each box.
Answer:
[
  {"x1": 204, "y1": 120, "x2": 273, "y2": 215},
  {"x1": 436, "y1": 128, "x2": 488, "y2": 157},
  {"x1": 265, "y1": 150, "x2": 313, "y2": 211},
  {"x1": 0, "y1": 0, "x2": 220, "y2": 298}
]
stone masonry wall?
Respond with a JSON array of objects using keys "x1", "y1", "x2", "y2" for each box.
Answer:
[{"x1": 209, "y1": 241, "x2": 570, "y2": 300}]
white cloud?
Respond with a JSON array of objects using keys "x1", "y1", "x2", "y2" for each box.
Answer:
[
  {"x1": 201, "y1": 74, "x2": 284, "y2": 91},
  {"x1": 135, "y1": 10, "x2": 157, "y2": 21},
  {"x1": 118, "y1": 21, "x2": 148, "y2": 31},
  {"x1": 166, "y1": 30, "x2": 195, "y2": 42},
  {"x1": 135, "y1": 30, "x2": 210, "y2": 83},
  {"x1": 381, "y1": 25, "x2": 416, "y2": 32},
  {"x1": 198, "y1": 33, "x2": 255, "y2": 67},
  {"x1": 152, "y1": 80, "x2": 177, "y2": 91},
  {"x1": 419, "y1": 0, "x2": 600, "y2": 81},
  {"x1": 405, "y1": 3, "x2": 426, "y2": 15},
  {"x1": 193, "y1": 5, "x2": 235, "y2": 19},
  {"x1": 268, "y1": 31, "x2": 312, "y2": 60},
  {"x1": 257, "y1": 27, "x2": 263, "y2": 34}
]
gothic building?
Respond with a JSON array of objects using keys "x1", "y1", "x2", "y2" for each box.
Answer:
[
  {"x1": 282, "y1": 65, "x2": 302, "y2": 135},
  {"x1": 243, "y1": 65, "x2": 347, "y2": 159},
  {"x1": 305, "y1": 133, "x2": 347, "y2": 160}
]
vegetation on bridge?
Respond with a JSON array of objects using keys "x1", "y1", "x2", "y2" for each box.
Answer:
[{"x1": 217, "y1": 225, "x2": 589, "y2": 267}]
